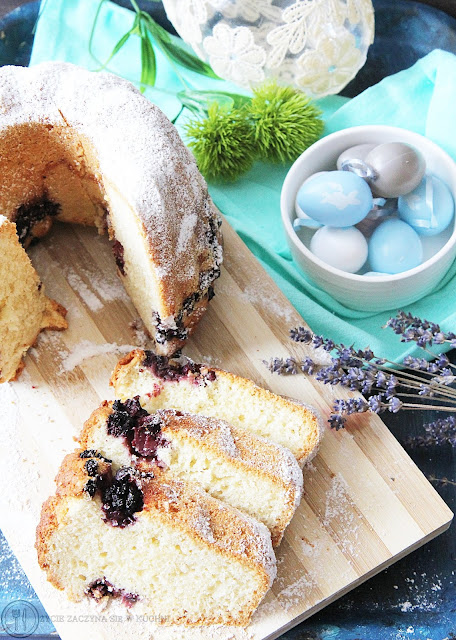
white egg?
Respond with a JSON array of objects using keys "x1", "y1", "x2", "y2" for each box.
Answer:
[{"x1": 310, "y1": 226, "x2": 368, "y2": 273}]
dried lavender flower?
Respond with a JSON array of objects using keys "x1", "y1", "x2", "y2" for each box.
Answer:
[{"x1": 265, "y1": 313, "x2": 456, "y2": 442}]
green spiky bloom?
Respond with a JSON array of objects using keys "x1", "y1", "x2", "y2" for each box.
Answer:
[
  {"x1": 248, "y1": 82, "x2": 324, "y2": 163},
  {"x1": 185, "y1": 103, "x2": 257, "y2": 182}
]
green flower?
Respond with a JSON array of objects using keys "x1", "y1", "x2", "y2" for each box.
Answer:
[
  {"x1": 248, "y1": 83, "x2": 324, "y2": 163},
  {"x1": 185, "y1": 103, "x2": 257, "y2": 182}
]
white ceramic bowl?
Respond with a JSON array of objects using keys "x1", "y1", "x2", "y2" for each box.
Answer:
[{"x1": 281, "y1": 125, "x2": 456, "y2": 312}]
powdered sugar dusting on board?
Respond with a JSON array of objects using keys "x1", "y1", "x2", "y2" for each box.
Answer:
[
  {"x1": 66, "y1": 270, "x2": 103, "y2": 311},
  {"x1": 323, "y1": 473, "x2": 362, "y2": 559},
  {"x1": 60, "y1": 341, "x2": 139, "y2": 372},
  {"x1": 239, "y1": 279, "x2": 294, "y2": 323}
]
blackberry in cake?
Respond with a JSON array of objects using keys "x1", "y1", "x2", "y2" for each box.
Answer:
[{"x1": 79, "y1": 399, "x2": 303, "y2": 546}]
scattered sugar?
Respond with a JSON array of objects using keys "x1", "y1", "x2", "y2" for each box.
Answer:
[
  {"x1": 66, "y1": 270, "x2": 103, "y2": 311},
  {"x1": 322, "y1": 473, "x2": 361, "y2": 559},
  {"x1": 59, "y1": 340, "x2": 138, "y2": 372},
  {"x1": 238, "y1": 279, "x2": 294, "y2": 323},
  {"x1": 275, "y1": 574, "x2": 315, "y2": 610},
  {"x1": 396, "y1": 571, "x2": 444, "y2": 613}
]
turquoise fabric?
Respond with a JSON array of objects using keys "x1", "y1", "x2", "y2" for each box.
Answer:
[{"x1": 30, "y1": 0, "x2": 456, "y2": 362}]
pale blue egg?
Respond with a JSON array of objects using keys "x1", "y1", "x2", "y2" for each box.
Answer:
[
  {"x1": 398, "y1": 174, "x2": 454, "y2": 236},
  {"x1": 368, "y1": 218, "x2": 423, "y2": 274},
  {"x1": 296, "y1": 170, "x2": 373, "y2": 227}
]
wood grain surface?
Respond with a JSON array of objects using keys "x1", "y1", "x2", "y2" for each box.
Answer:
[{"x1": 0, "y1": 217, "x2": 452, "y2": 640}]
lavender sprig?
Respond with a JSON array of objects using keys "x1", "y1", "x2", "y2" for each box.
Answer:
[{"x1": 264, "y1": 311, "x2": 456, "y2": 440}]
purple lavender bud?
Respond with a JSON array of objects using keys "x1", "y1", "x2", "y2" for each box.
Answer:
[
  {"x1": 418, "y1": 385, "x2": 432, "y2": 396},
  {"x1": 300, "y1": 357, "x2": 316, "y2": 374},
  {"x1": 437, "y1": 354, "x2": 450, "y2": 367},
  {"x1": 329, "y1": 414, "x2": 346, "y2": 430},
  {"x1": 388, "y1": 397, "x2": 403, "y2": 413},
  {"x1": 368, "y1": 395, "x2": 384, "y2": 413},
  {"x1": 312, "y1": 335, "x2": 325, "y2": 349},
  {"x1": 376, "y1": 370, "x2": 387, "y2": 388},
  {"x1": 290, "y1": 327, "x2": 313, "y2": 343},
  {"x1": 322, "y1": 339, "x2": 335, "y2": 352}
]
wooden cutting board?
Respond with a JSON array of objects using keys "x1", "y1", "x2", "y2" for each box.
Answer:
[{"x1": 0, "y1": 217, "x2": 452, "y2": 640}]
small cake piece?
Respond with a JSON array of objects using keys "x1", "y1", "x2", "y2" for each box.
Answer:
[
  {"x1": 36, "y1": 450, "x2": 276, "y2": 626},
  {"x1": 79, "y1": 399, "x2": 303, "y2": 546},
  {"x1": 0, "y1": 215, "x2": 67, "y2": 382},
  {"x1": 111, "y1": 350, "x2": 323, "y2": 466}
]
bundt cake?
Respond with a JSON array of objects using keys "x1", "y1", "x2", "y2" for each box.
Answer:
[
  {"x1": 36, "y1": 450, "x2": 276, "y2": 626},
  {"x1": 79, "y1": 399, "x2": 303, "y2": 546},
  {"x1": 0, "y1": 61, "x2": 222, "y2": 380},
  {"x1": 0, "y1": 215, "x2": 67, "y2": 382},
  {"x1": 111, "y1": 350, "x2": 323, "y2": 465}
]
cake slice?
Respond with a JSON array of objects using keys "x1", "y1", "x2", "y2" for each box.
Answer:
[
  {"x1": 79, "y1": 399, "x2": 303, "y2": 546},
  {"x1": 36, "y1": 450, "x2": 276, "y2": 626},
  {"x1": 0, "y1": 215, "x2": 67, "y2": 382},
  {"x1": 111, "y1": 350, "x2": 323, "y2": 466}
]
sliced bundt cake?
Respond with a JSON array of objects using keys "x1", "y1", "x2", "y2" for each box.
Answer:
[
  {"x1": 0, "y1": 61, "x2": 222, "y2": 380},
  {"x1": 36, "y1": 450, "x2": 276, "y2": 626},
  {"x1": 79, "y1": 399, "x2": 303, "y2": 546},
  {"x1": 111, "y1": 350, "x2": 323, "y2": 465}
]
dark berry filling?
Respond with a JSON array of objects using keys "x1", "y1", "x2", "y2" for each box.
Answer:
[
  {"x1": 107, "y1": 398, "x2": 168, "y2": 460},
  {"x1": 84, "y1": 459, "x2": 100, "y2": 477},
  {"x1": 101, "y1": 468, "x2": 144, "y2": 528},
  {"x1": 81, "y1": 453, "x2": 112, "y2": 498},
  {"x1": 86, "y1": 578, "x2": 139, "y2": 607},
  {"x1": 14, "y1": 198, "x2": 60, "y2": 245},
  {"x1": 112, "y1": 240, "x2": 126, "y2": 276},
  {"x1": 142, "y1": 352, "x2": 217, "y2": 385},
  {"x1": 80, "y1": 451, "x2": 144, "y2": 527},
  {"x1": 80, "y1": 450, "x2": 112, "y2": 462},
  {"x1": 152, "y1": 267, "x2": 220, "y2": 349}
]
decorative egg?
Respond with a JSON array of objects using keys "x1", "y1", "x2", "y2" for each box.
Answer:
[
  {"x1": 310, "y1": 226, "x2": 368, "y2": 273},
  {"x1": 355, "y1": 197, "x2": 397, "y2": 236},
  {"x1": 336, "y1": 143, "x2": 377, "y2": 174},
  {"x1": 296, "y1": 170, "x2": 373, "y2": 227},
  {"x1": 365, "y1": 142, "x2": 426, "y2": 198},
  {"x1": 368, "y1": 218, "x2": 423, "y2": 274},
  {"x1": 161, "y1": 0, "x2": 375, "y2": 96},
  {"x1": 398, "y1": 174, "x2": 454, "y2": 236}
]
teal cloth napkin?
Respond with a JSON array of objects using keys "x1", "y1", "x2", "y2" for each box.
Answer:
[{"x1": 30, "y1": 0, "x2": 456, "y2": 362}]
